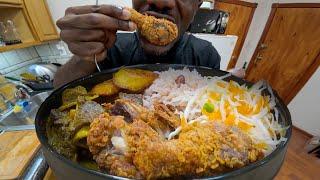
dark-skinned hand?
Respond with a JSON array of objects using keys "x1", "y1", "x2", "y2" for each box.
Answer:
[{"x1": 56, "y1": 5, "x2": 137, "y2": 62}]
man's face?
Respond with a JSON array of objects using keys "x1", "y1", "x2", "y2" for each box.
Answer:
[{"x1": 132, "y1": 0, "x2": 202, "y2": 56}]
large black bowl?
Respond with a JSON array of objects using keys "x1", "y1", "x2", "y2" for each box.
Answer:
[{"x1": 35, "y1": 64, "x2": 292, "y2": 180}]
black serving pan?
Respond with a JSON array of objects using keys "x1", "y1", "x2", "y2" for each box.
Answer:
[{"x1": 35, "y1": 64, "x2": 292, "y2": 180}]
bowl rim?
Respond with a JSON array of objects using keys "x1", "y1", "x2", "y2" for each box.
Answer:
[{"x1": 36, "y1": 64, "x2": 292, "y2": 179}]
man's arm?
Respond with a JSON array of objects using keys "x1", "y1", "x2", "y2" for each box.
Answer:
[
  {"x1": 53, "y1": 5, "x2": 137, "y2": 88},
  {"x1": 53, "y1": 56, "x2": 97, "y2": 88}
]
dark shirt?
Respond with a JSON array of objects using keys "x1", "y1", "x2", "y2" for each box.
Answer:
[{"x1": 100, "y1": 33, "x2": 221, "y2": 70}]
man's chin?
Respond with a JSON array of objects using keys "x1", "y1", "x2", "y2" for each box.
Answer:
[{"x1": 139, "y1": 35, "x2": 177, "y2": 56}]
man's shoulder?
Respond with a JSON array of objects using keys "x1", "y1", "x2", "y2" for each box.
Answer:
[
  {"x1": 182, "y1": 34, "x2": 221, "y2": 69},
  {"x1": 185, "y1": 34, "x2": 214, "y2": 49},
  {"x1": 184, "y1": 34, "x2": 219, "y2": 57}
]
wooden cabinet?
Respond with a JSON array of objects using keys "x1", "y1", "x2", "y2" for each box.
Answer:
[
  {"x1": 0, "y1": 0, "x2": 58, "y2": 52},
  {"x1": 23, "y1": 0, "x2": 58, "y2": 41},
  {"x1": 0, "y1": 6, "x2": 39, "y2": 52},
  {"x1": 0, "y1": 0, "x2": 21, "y2": 5}
]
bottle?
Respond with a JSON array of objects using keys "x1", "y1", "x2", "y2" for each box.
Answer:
[
  {"x1": 5, "y1": 20, "x2": 21, "y2": 45},
  {"x1": 0, "y1": 22, "x2": 5, "y2": 47}
]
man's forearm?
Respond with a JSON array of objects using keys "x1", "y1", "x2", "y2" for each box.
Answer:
[{"x1": 53, "y1": 56, "x2": 97, "y2": 88}]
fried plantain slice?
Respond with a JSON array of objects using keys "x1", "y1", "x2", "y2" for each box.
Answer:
[
  {"x1": 113, "y1": 68, "x2": 158, "y2": 92},
  {"x1": 90, "y1": 80, "x2": 120, "y2": 96}
]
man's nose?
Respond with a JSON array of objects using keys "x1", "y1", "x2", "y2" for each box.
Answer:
[{"x1": 147, "y1": 0, "x2": 175, "y2": 11}]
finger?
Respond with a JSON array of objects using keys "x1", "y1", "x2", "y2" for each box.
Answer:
[
  {"x1": 77, "y1": 55, "x2": 94, "y2": 62},
  {"x1": 96, "y1": 50, "x2": 108, "y2": 62},
  {"x1": 57, "y1": 13, "x2": 136, "y2": 31},
  {"x1": 60, "y1": 29, "x2": 105, "y2": 42},
  {"x1": 67, "y1": 42, "x2": 105, "y2": 57},
  {"x1": 65, "y1": 5, "x2": 131, "y2": 20},
  {"x1": 104, "y1": 30, "x2": 116, "y2": 48}
]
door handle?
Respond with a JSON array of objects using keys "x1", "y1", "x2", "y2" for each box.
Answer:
[
  {"x1": 254, "y1": 54, "x2": 263, "y2": 65},
  {"x1": 254, "y1": 44, "x2": 267, "y2": 65},
  {"x1": 260, "y1": 43, "x2": 268, "y2": 50}
]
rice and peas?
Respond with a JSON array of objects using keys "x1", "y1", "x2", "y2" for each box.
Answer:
[{"x1": 143, "y1": 68, "x2": 287, "y2": 154}]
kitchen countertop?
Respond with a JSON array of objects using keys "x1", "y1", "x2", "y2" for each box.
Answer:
[
  {"x1": 0, "y1": 90, "x2": 52, "y2": 179},
  {"x1": 0, "y1": 130, "x2": 47, "y2": 180}
]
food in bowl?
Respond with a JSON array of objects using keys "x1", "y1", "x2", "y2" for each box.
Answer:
[{"x1": 46, "y1": 68, "x2": 287, "y2": 179}]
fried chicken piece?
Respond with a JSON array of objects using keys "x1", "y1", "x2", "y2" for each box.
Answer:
[
  {"x1": 88, "y1": 101, "x2": 263, "y2": 179},
  {"x1": 154, "y1": 103, "x2": 180, "y2": 128},
  {"x1": 87, "y1": 113, "x2": 127, "y2": 155},
  {"x1": 87, "y1": 113, "x2": 142, "y2": 179},
  {"x1": 111, "y1": 99, "x2": 171, "y2": 138},
  {"x1": 128, "y1": 121, "x2": 264, "y2": 179},
  {"x1": 106, "y1": 155, "x2": 142, "y2": 179},
  {"x1": 128, "y1": 8, "x2": 178, "y2": 46}
]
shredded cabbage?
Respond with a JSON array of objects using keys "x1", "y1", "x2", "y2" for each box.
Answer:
[
  {"x1": 143, "y1": 69, "x2": 287, "y2": 154},
  {"x1": 179, "y1": 78, "x2": 286, "y2": 153}
]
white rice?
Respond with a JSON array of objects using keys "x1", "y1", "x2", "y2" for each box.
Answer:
[{"x1": 143, "y1": 68, "x2": 208, "y2": 110}]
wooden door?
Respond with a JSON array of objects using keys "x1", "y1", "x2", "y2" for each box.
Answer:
[
  {"x1": 214, "y1": 0, "x2": 257, "y2": 69},
  {"x1": 23, "y1": 0, "x2": 58, "y2": 41},
  {"x1": 246, "y1": 3, "x2": 320, "y2": 104}
]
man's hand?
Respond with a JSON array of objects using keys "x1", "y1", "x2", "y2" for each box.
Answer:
[
  {"x1": 57, "y1": 5, "x2": 136, "y2": 62},
  {"x1": 53, "y1": 5, "x2": 136, "y2": 88}
]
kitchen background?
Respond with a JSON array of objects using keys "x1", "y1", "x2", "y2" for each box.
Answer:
[
  {"x1": 0, "y1": 41, "x2": 72, "y2": 77},
  {"x1": 0, "y1": 0, "x2": 319, "y2": 137},
  {"x1": 0, "y1": 0, "x2": 319, "y2": 179}
]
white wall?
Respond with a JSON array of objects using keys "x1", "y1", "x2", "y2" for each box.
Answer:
[
  {"x1": 46, "y1": 0, "x2": 132, "y2": 27},
  {"x1": 237, "y1": 0, "x2": 320, "y2": 136},
  {"x1": 288, "y1": 69, "x2": 320, "y2": 136},
  {"x1": 194, "y1": 34, "x2": 238, "y2": 70}
]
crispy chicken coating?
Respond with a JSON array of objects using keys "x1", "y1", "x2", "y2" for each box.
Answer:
[
  {"x1": 154, "y1": 102, "x2": 180, "y2": 128},
  {"x1": 128, "y1": 121, "x2": 263, "y2": 179},
  {"x1": 87, "y1": 113, "x2": 142, "y2": 179},
  {"x1": 128, "y1": 8, "x2": 178, "y2": 46},
  {"x1": 87, "y1": 101, "x2": 264, "y2": 179},
  {"x1": 111, "y1": 99, "x2": 172, "y2": 138},
  {"x1": 87, "y1": 113, "x2": 126, "y2": 155}
]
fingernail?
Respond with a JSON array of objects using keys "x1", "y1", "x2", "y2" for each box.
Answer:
[
  {"x1": 129, "y1": 22, "x2": 137, "y2": 31},
  {"x1": 122, "y1": 9, "x2": 131, "y2": 19}
]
